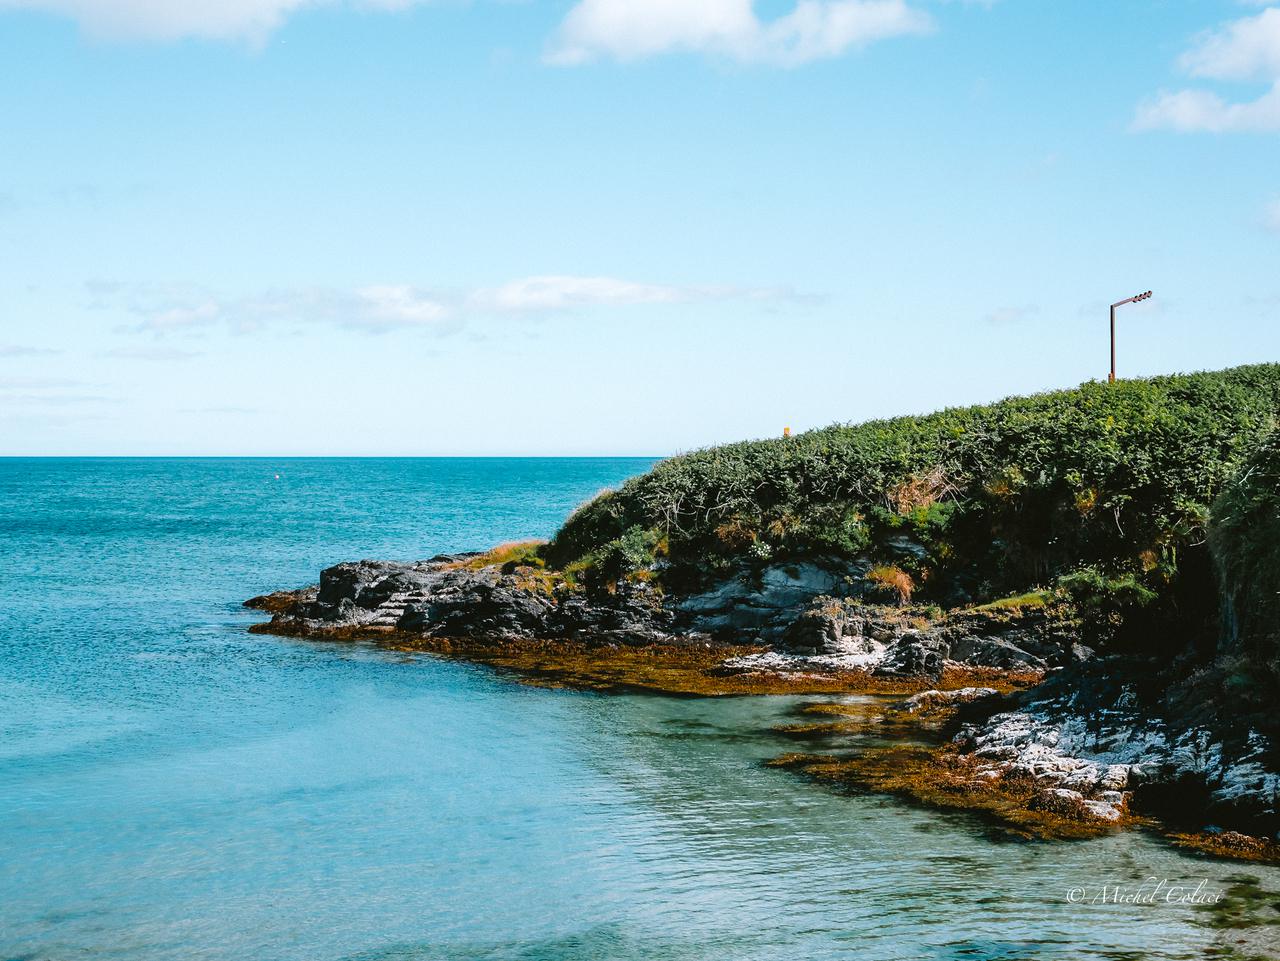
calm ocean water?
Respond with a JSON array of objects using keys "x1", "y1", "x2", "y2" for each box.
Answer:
[{"x1": 1, "y1": 458, "x2": 1274, "y2": 961}]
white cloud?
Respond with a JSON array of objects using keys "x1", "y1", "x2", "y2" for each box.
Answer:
[
  {"x1": 95, "y1": 275, "x2": 796, "y2": 335},
  {"x1": 546, "y1": 0, "x2": 933, "y2": 67},
  {"x1": 478, "y1": 275, "x2": 700, "y2": 311},
  {"x1": 0, "y1": 0, "x2": 428, "y2": 42},
  {"x1": 352, "y1": 286, "x2": 451, "y2": 327},
  {"x1": 255, "y1": 285, "x2": 455, "y2": 331},
  {"x1": 1135, "y1": 7, "x2": 1280, "y2": 133},
  {"x1": 1180, "y1": 7, "x2": 1280, "y2": 81},
  {"x1": 1134, "y1": 83, "x2": 1280, "y2": 132},
  {"x1": 146, "y1": 300, "x2": 224, "y2": 331},
  {"x1": 2, "y1": 0, "x2": 934, "y2": 58}
]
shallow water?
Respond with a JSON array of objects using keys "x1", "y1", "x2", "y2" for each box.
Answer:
[{"x1": 1, "y1": 458, "x2": 1276, "y2": 961}]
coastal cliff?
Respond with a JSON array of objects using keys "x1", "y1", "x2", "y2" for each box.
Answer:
[{"x1": 249, "y1": 363, "x2": 1280, "y2": 858}]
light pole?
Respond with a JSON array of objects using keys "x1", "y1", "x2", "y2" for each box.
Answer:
[{"x1": 1109, "y1": 290, "x2": 1152, "y2": 383}]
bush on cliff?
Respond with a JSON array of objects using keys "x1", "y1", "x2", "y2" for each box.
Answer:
[
  {"x1": 1209, "y1": 428, "x2": 1280, "y2": 698},
  {"x1": 547, "y1": 364, "x2": 1280, "y2": 640}
]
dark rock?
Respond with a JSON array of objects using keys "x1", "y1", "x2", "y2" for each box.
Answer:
[
  {"x1": 946, "y1": 635, "x2": 1048, "y2": 671},
  {"x1": 267, "y1": 556, "x2": 685, "y2": 645},
  {"x1": 549, "y1": 581, "x2": 678, "y2": 645},
  {"x1": 777, "y1": 597, "x2": 905, "y2": 657},
  {"x1": 244, "y1": 586, "x2": 316, "y2": 615},
  {"x1": 398, "y1": 568, "x2": 553, "y2": 638},
  {"x1": 676, "y1": 560, "x2": 863, "y2": 642},
  {"x1": 425, "y1": 552, "x2": 481, "y2": 564},
  {"x1": 874, "y1": 631, "x2": 946, "y2": 680},
  {"x1": 778, "y1": 604, "x2": 847, "y2": 655},
  {"x1": 317, "y1": 560, "x2": 403, "y2": 607},
  {"x1": 883, "y1": 534, "x2": 929, "y2": 560},
  {"x1": 264, "y1": 555, "x2": 1088, "y2": 679}
]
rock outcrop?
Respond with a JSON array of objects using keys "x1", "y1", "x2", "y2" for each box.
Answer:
[
  {"x1": 674, "y1": 560, "x2": 860, "y2": 641},
  {"x1": 251, "y1": 555, "x2": 685, "y2": 646},
  {"x1": 250, "y1": 556, "x2": 1085, "y2": 681},
  {"x1": 772, "y1": 595, "x2": 1084, "y2": 681},
  {"x1": 942, "y1": 659, "x2": 1280, "y2": 837}
]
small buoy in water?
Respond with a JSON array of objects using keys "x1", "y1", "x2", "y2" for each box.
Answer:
[{"x1": 275, "y1": 474, "x2": 281, "y2": 480}]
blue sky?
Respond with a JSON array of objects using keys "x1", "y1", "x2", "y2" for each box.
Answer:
[{"x1": 1, "y1": 0, "x2": 1277, "y2": 455}]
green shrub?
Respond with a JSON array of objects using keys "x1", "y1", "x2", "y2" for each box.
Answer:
[
  {"x1": 1055, "y1": 566, "x2": 1158, "y2": 643},
  {"x1": 1209, "y1": 429, "x2": 1280, "y2": 674},
  {"x1": 568, "y1": 525, "x2": 663, "y2": 590},
  {"x1": 545, "y1": 364, "x2": 1280, "y2": 625}
]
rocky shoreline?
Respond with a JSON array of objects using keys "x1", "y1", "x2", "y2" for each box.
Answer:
[
  {"x1": 247, "y1": 550, "x2": 1280, "y2": 863},
  {"x1": 247, "y1": 551, "x2": 1086, "y2": 671}
]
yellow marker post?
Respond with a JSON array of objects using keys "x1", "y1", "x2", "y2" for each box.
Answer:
[{"x1": 783, "y1": 427, "x2": 791, "y2": 439}]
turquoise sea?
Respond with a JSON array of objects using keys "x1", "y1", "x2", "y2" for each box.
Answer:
[{"x1": 1, "y1": 458, "x2": 1275, "y2": 961}]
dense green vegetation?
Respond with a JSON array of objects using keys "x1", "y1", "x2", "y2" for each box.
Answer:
[
  {"x1": 1209, "y1": 427, "x2": 1280, "y2": 692},
  {"x1": 547, "y1": 364, "x2": 1280, "y2": 642}
]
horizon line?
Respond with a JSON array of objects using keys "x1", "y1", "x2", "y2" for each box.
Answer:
[{"x1": 0, "y1": 453, "x2": 670, "y2": 459}]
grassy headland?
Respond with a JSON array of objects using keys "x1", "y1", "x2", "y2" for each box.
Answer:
[{"x1": 544, "y1": 363, "x2": 1280, "y2": 654}]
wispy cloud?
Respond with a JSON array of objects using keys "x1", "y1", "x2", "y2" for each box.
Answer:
[
  {"x1": 0, "y1": 0, "x2": 435, "y2": 43},
  {"x1": 99, "y1": 346, "x2": 203, "y2": 361},
  {"x1": 474, "y1": 275, "x2": 779, "y2": 311},
  {"x1": 546, "y1": 0, "x2": 934, "y2": 67},
  {"x1": 2, "y1": 393, "x2": 120, "y2": 406},
  {"x1": 86, "y1": 281, "x2": 449, "y2": 335},
  {"x1": 0, "y1": 376, "x2": 86, "y2": 389},
  {"x1": 983, "y1": 305, "x2": 1037, "y2": 327},
  {"x1": 1134, "y1": 7, "x2": 1280, "y2": 133},
  {"x1": 0, "y1": 376, "x2": 117, "y2": 407},
  {"x1": 93, "y1": 275, "x2": 804, "y2": 336},
  {"x1": 0, "y1": 344, "x2": 62, "y2": 357}
]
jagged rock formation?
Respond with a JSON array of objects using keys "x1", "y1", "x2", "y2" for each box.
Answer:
[
  {"x1": 952, "y1": 659, "x2": 1280, "y2": 836},
  {"x1": 249, "y1": 554, "x2": 1087, "y2": 681},
  {"x1": 253, "y1": 554, "x2": 682, "y2": 647}
]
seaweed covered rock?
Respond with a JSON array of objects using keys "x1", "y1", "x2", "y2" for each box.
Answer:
[
  {"x1": 948, "y1": 656, "x2": 1280, "y2": 839},
  {"x1": 873, "y1": 631, "x2": 947, "y2": 680}
]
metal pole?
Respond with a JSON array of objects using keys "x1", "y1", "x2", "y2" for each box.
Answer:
[
  {"x1": 1109, "y1": 304, "x2": 1116, "y2": 383},
  {"x1": 1107, "y1": 291, "x2": 1151, "y2": 383}
]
